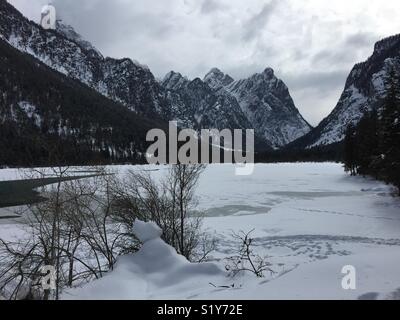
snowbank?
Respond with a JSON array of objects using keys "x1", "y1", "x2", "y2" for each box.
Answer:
[{"x1": 64, "y1": 220, "x2": 225, "y2": 300}]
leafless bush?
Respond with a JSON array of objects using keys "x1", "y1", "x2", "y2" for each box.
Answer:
[
  {"x1": 225, "y1": 229, "x2": 274, "y2": 278},
  {"x1": 0, "y1": 167, "x2": 134, "y2": 300},
  {"x1": 0, "y1": 164, "x2": 212, "y2": 299},
  {"x1": 192, "y1": 232, "x2": 218, "y2": 263},
  {"x1": 111, "y1": 164, "x2": 211, "y2": 261}
]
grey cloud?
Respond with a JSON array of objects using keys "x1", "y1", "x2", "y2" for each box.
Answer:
[
  {"x1": 51, "y1": 0, "x2": 176, "y2": 55},
  {"x1": 312, "y1": 32, "x2": 379, "y2": 67},
  {"x1": 283, "y1": 70, "x2": 349, "y2": 92},
  {"x1": 200, "y1": 0, "x2": 225, "y2": 15},
  {"x1": 286, "y1": 72, "x2": 349, "y2": 126},
  {"x1": 345, "y1": 32, "x2": 378, "y2": 48},
  {"x1": 8, "y1": 0, "x2": 398, "y2": 127},
  {"x1": 312, "y1": 49, "x2": 358, "y2": 66},
  {"x1": 242, "y1": 0, "x2": 279, "y2": 42}
]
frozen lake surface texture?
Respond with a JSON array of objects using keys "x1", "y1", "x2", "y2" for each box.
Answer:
[{"x1": 1, "y1": 163, "x2": 400, "y2": 300}]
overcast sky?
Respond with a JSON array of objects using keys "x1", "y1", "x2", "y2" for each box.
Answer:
[{"x1": 8, "y1": 0, "x2": 400, "y2": 126}]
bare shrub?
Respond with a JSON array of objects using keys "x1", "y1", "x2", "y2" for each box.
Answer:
[
  {"x1": 111, "y1": 164, "x2": 211, "y2": 261},
  {"x1": 225, "y1": 229, "x2": 274, "y2": 278},
  {"x1": 0, "y1": 164, "x2": 212, "y2": 299},
  {"x1": 0, "y1": 167, "x2": 133, "y2": 300}
]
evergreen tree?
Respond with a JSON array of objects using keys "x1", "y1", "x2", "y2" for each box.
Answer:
[
  {"x1": 355, "y1": 111, "x2": 380, "y2": 176},
  {"x1": 379, "y1": 68, "x2": 400, "y2": 193},
  {"x1": 344, "y1": 124, "x2": 357, "y2": 175},
  {"x1": 343, "y1": 66, "x2": 400, "y2": 196}
]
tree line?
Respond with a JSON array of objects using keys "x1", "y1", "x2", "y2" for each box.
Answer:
[{"x1": 344, "y1": 68, "x2": 400, "y2": 195}]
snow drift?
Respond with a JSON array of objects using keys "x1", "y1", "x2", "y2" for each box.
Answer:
[{"x1": 64, "y1": 220, "x2": 225, "y2": 300}]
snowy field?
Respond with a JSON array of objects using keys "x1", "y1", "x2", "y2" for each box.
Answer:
[{"x1": 1, "y1": 163, "x2": 400, "y2": 300}]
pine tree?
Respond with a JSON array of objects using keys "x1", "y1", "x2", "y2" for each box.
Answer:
[
  {"x1": 355, "y1": 111, "x2": 380, "y2": 176},
  {"x1": 379, "y1": 68, "x2": 400, "y2": 194},
  {"x1": 344, "y1": 124, "x2": 357, "y2": 175},
  {"x1": 343, "y1": 66, "x2": 400, "y2": 196}
]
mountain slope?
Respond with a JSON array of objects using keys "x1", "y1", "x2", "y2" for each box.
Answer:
[
  {"x1": 1, "y1": 1, "x2": 311, "y2": 150},
  {"x1": 162, "y1": 71, "x2": 254, "y2": 130},
  {"x1": 161, "y1": 68, "x2": 311, "y2": 149},
  {"x1": 0, "y1": 38, "x2": 166, "y2": 166},
  {"x1": 225, "y1": 68, "x2": 312, "y2": 148},
  {"x1": 56, "y1": 19, "x2": 102, "y2": 56},
  {"x1": 291, "y1": 34, "x2": 400, "y2": 149},
  {"x1": 0, "y1": 0, "x2": 168, "y2": 117}
]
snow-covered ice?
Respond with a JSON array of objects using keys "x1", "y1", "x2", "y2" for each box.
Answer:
[{"x1": 1, "y1": 163, "x2": 400, "y2": 299}]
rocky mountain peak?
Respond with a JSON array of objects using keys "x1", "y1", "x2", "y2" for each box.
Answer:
[
  {"x1": 262, "y1": 67, "x2": 275, "y2": 78},
  {"x1": 225, "y1": 69, "x2": 311, "y2": 148},
  {"x1": 188, "y1": 77, "x2": 210, "y2": 91},
  {"x1": 204, "y1": 67, "x2": 234, "y2": 90},
  {"x1": 161, "y1": 71, "x2": 189, "y2": 90}
]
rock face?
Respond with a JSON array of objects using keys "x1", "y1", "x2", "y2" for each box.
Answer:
[
  {"x1": 224, "y1": 68, "x2": 312, "y2": 148},
  {"x1": 204, "y1": 68, "x2": 234, "y2": 90},
  {"x1": 161, "y1": 71, "x2": 254, "y2": 133},
  {"x1": 55, "y1": 20, "x2": 102, "y2": 56},
  {"x1": 0, "y1": 1, "x2": 311, "y2": 149},
  {"x1": 162, "y1": 68, "x2": 312, "y2": 148},
  {"x1": 293, "y1": 34, "x2": 400, "y2": 149}
]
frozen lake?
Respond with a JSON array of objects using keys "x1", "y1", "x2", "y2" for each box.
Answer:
[{"x1": 1, "y1": 163, "x2": 400, "y2": 299}]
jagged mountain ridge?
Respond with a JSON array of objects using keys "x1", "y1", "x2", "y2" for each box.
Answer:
[
  {"x1": 161, "y1": 71, "x2": 254, "y2": 131},
  {"x1": 162, "y1": 68, "x2": 312, "y2": 148},
  {"x1": 291, "y1": 34, "x2": 400, "y2": 149},
  {"x1": 224, "y1": 68, "x2": 312, "y2": 148},
  {"x1": 56, "y1": 19, "x2": 102, "y2": 56},
  {"x1": 1, "y1": 1, "x2": 311, "y2": 149}
]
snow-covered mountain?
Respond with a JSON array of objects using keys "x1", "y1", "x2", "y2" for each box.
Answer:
[
  {"x1": 161, "y1": 68, "x2": 312, "y2": 148},
  {"x1": 0, "y1": 37, "x2": 166, "y2": 166},
  {"x1": 55, "y1": 20, "x2": 102, "y2": 56},
  {"x1": 293, "y1": 34, "x2": 400, "y2": 149},
  {"x1": 161, "y1": 71, "x2": 254, "y2": 133},
  {"x1": 224, "y1": 68, "x2": 312, "y2": 148},
  {"x1": 203, "y1": 68, "x2": 234, "y2": 90},
  {"x1": 0, "y1": 1, "x2": 168, "y2": 117},
  {"x1": 0, "y1": 1, "x2": 311, "y2": 149}
]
